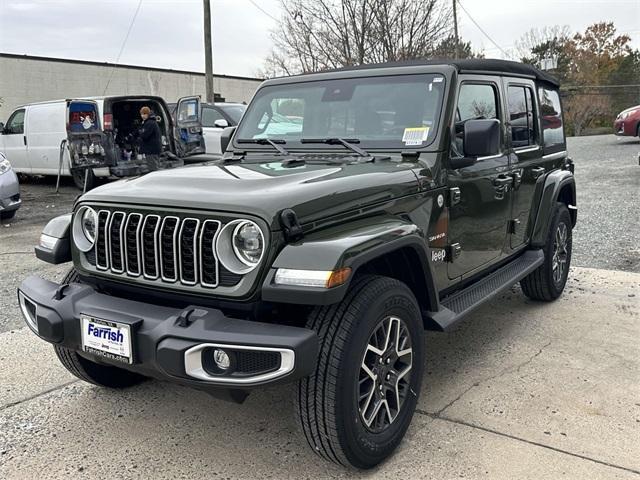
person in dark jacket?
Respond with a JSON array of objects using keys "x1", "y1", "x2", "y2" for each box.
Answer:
[{"x1": 137, "y1": 106, "x2": 162, "y2": 171}]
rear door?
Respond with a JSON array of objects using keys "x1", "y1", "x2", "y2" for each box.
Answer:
[
  {"x1": 175, "y1": 96, "x2": 205, "y2": 156},
  {"x1": 1, "y1": 108, "x2": 30, "y2": 173},
  {"x1": 503, "y1": 79, "x2": 543, "y2": 249},
  {"x1": 66, "y1": 100, "x2": 111, "y2": 170}
]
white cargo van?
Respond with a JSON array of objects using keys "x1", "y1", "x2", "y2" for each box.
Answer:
[{"x1": 0, "y1": 95, "x2": 207, "y2": 189}]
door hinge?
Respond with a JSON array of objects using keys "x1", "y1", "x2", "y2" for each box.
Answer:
[
  {"x1": 446, "y1": 243, "x2": 462, "y2": 262},
  {"x1": 449, "y1": 187, "x2": 461, "y2": 206},
  {"x1": 508, "y1": 218, "x2": 521, "y2": 234}
]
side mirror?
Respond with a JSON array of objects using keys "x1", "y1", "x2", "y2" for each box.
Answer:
[
  {"x1": 214, "y1": 118, "x2": 229, "y2": 129},
  {"x1": 220, "y1": 126, "x2": 237, "y2": 153},
  {"x1": 463, "y1": 119, "x2": 501, "y2": 157}
]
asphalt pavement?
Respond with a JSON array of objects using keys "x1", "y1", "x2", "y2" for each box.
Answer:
[{"x1": 0, "y1": 134, "x2": 639, "y2": 479}]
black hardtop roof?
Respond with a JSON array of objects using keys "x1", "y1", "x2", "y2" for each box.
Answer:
[{"x1": 267, "y1": 58, "x2": 560, "y2": 88}]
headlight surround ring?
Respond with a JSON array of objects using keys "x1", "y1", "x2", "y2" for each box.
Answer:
[
  {"x1": 72, "y1": 206, "x2": 98, "y2": 252},
  {"x1": 215, "y1": 219, "x2": 265, "y2": 275}
]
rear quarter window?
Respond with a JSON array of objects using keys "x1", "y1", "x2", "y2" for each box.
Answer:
[{"x1": 538, "y1": 87, "x2": 565, "y2": 148}]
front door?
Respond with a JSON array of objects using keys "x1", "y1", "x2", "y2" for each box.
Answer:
[
  {"x1": 447, "y1": 79, "x2": 511, "y2": 280},
  {"x1": 1, "y1": 108, "x2": 30, "y2": 173},
  {"x1": 175, "y1": 96, "x2": 205, "y2": 157}
]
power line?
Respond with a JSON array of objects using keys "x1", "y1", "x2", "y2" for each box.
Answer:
[
  {"x1": 103, "y1": 0, "x2": 143, "y2": 95},
  {"x1": 248, "y1": 0, "x2": 279, "y2": 22},
  {"x1": 456, "y1": 0, "x2": 512, "y2": 59}
]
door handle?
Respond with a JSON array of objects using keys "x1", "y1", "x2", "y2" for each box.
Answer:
[
  {"x1": 23, "y1": 135, "x2": 27, "y2": 146},
  {"x1": 531, "y1": 167, "x2": 545, "y2": 179},
  {"x1": 492, "y1": 175, "x2": 513, "y2": 187}
]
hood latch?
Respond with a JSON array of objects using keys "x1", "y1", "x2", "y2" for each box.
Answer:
[{"x1": 280, "y1": 209, "x2": 304, "y2": 243}]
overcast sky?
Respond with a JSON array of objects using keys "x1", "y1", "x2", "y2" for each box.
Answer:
[{"x1": 0, "y1": 0, "x2": 638, "y2": 78}]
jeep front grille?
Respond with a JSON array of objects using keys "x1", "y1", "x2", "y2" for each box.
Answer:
[{"x1": 89, "y1": 209, "x2": 242, "y2": 289}]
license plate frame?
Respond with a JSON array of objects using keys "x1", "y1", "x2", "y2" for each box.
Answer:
[{"x1": 80, "y1": 314, "x2": 133, "y2": 364}]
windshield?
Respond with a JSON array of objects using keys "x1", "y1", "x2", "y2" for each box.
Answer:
[
  {"x1": 219, "y1": 104, "x2": 246, "y2": 124},
  {"x1": 235, "y1": 74, "x2": 446, "y2": 150}
]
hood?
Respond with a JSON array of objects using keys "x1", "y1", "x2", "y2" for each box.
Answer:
[{"x1": 81, "y1": 159, "x2": 421, "y2": 229}]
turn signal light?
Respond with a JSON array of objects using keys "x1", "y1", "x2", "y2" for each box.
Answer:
[{"x1": 274, "y1": 267, "x2": 352, "y2": 288}]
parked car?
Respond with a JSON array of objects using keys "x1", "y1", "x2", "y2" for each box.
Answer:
[
  {"x1": 167, "y1": 102, "x2": 246, "y2": 156},
  {"x1": 0, "y1": 95, "x2": 207, "y2": 190},
  {"x1": 19, "y1": 59, "x2": 576, "y2": 469},
  {"x1": 0, "y1": 152, "x2": 21, "y2": 220},
  {"x1": 613, "y1": 105, "x2": 640, "y2": 137}
]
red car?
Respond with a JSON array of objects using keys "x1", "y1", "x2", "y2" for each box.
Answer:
[{"x1": 614, "y1": 105, "x2": 640, "y2": 137}]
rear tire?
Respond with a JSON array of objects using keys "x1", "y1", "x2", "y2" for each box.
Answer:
[
  {"x1": 520, "y1": 202, "x2": 572, "y2": 301},
  {"x1": 295, "y1": 275, "x2": 424, "y2": 468},
  {"x1": 0, "y1": 210, "x2": 16, "y2": 220},
  {"x1": 54, "y1": 268, "x2": 146, "y2": 388},
  {"x1": 71, "y1": 168, "x2": 97, "y2": 191}
]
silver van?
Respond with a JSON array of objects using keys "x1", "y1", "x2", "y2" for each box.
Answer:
[{"x1": 0, "y1": 95, "x2": 207, "y2": 189}]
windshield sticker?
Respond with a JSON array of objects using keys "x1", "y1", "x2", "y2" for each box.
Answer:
[
  {"x1": 402, "y1": 127, "x2": 430, "y2": 145},
  {"x1": 433, "y1": 77, "x2": 444, "y2": 83}
]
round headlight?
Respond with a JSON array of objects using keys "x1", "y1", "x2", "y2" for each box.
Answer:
[
  {"x1": 215, "y1": 219, "x2": 265, "y2": 275},
  {"x1": 72, "y1": 206, "x2": 98, "y2": 252},
  {"x1": 233, "y1": 221, "x2": 264, "y2": 266},
  {"x1": 81, "y1": 208, "x2": 97, "y2": 243}
]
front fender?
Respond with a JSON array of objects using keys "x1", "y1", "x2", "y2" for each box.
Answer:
[
  {"x1": 261, "y1": 216, "x2": 437, "y2": 306},
  {"x1": 34, "y1": 213, "x2": 72, "y2": 264},
  {"x1": 530, "y1": 170, "x2": 576, "y2": 247}
]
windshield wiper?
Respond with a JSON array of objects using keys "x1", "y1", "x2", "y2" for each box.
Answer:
[
  {"x1": 236, "y1": 138, "x2": 289, "y2": 155},
  {"x1": 301, "y1": 137, "x2": 369, "y2": 157}
]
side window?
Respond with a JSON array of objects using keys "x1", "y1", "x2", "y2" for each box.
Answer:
[
  {"x1": 202, "y1": 107, "x2": 225, "y2": 127},
  {"x1": 454, "y1": 83, "x2": 498, "y2": 155},
  {"x1": 507, "y1": 86, "x2": 536, "y2": 148},
  {"x1": 538, "y1": 87, "x2": 565, "y2": 148},
  {"x1": 5, "y1": 109, "x2": 25, "y2": 134}
]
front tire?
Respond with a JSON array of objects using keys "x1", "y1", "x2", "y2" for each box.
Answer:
[
  {"x1": 53, "y1": 268, "x2": 146, "y2": 388},
  {"x1": 295, "y1": 275, "x2": 424, "y2": 468},
  {"x1": 521, "y1": 202, "x2": 572, "y2": 301}
]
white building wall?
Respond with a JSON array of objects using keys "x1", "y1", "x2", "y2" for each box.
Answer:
[{"x1": 0, "y1": 54, "x2": 263, "y2": 121}]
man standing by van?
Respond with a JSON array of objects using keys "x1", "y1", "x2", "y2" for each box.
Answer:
[{"x1": 138, "y1": 106, "x2": 162, "y2": 171}]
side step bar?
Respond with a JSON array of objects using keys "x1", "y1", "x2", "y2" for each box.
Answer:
[{"x1": 426, "y1": 250, "x2": 544, "y2": 332}]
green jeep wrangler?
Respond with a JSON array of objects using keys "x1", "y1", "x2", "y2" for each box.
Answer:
[{"x1": 19, "y1": 59, "x2": 576, "y2": 468}]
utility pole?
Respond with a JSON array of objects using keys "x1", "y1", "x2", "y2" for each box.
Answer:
[
  {"x1": 203, "y1": 0, "x2": 214, "y2": 103},
  {"x1": 452, "y1": 0, "x2": 459, "y2": 59}
]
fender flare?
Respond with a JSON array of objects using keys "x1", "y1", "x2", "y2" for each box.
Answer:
[
  {"x1": 261, "y1": 216, "x2": 439, "y2": 308},
  {"x1": 530, "y1": 170, "x2": 576, "y2": 247}
]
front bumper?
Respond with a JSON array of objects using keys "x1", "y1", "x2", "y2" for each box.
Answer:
[
  {"x1": 0, "y1": 169, "x2": 21, "y2": 213},
  {"x1": 18, "y1": 275, "x2": 318, "y2": 391}
]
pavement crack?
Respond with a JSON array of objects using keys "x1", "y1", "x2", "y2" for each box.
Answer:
[
  {"x1": 0, "y1": 251, "x2": 32, "y2": 256},
  {"x1": 415, "y1": 409, "x2": 640, "y2": 476},
  {"x1": 433, "y1": 341, "x2": 553, "y2": 416},
  {"x1": 0, "y1": 380, "x2": 80, "y2": 412}
]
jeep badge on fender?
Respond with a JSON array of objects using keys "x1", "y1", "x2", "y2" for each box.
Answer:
[{"x1": 19, "y1": 59, "x2": 576, "y2": 469}]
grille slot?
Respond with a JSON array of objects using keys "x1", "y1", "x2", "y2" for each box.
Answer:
[
  {"x1": 178, "y1": 218, "x2": 200, "y2": 285},
  {"x1": 124, "y1": 213, "x2": 143, "y2": 276},
  {"x1": 199, "y1": 220, "x2": 221, "y2": 287},
  {"x1": 85, "y1": 209, "x2": 248, "y2": 290},
  {"x1": 160, "y1": 216, "x2": 180, "y2": 282},
  {"x1": 109, "y1": 212, "x2": 126, "y2": 273},
  {"x1": 95, "y1": 210, "x2": 110, "y2": 270},
  {"x1": 142, "y1": 215, "x2": 160, "y2": 279}
]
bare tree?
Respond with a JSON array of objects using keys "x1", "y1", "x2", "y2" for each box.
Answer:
[
  {"x1": 261, "y1": 0, "x2": 452, "y2": 76},
  {"x1": 515, "y1": 25, "x2": 571, "y2": 61}
]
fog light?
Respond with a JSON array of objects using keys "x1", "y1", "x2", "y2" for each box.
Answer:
[{"x1": 213, "y1": 349, "x2": 231, "y2": 370}]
